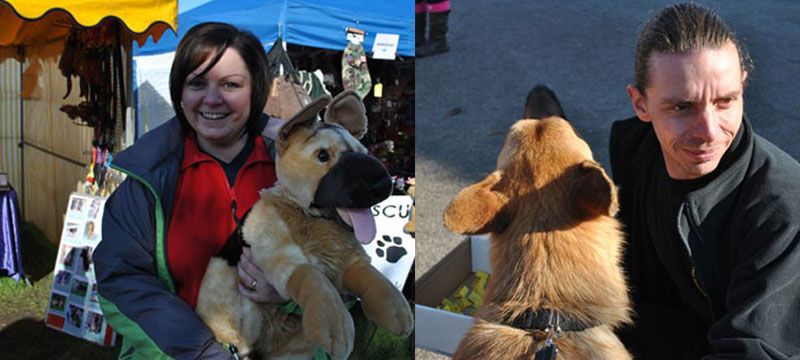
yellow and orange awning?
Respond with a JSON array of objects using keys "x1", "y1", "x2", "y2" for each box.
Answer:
[{"x1": 0, "y1": 0, "x2": 177, "y2": 47}]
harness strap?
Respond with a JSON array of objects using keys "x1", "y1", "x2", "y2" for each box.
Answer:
[{"x1": 505, "y1": 308, "x2": 598, "y2": 332}]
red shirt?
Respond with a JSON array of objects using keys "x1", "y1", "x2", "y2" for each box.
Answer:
[{"x1": 167, "y1": 134, "x2": 276, "y2": 308}]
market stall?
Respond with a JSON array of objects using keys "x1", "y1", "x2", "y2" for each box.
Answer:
[
  {"x1": 0, "y1": 0, "x2": 176, "y2": 347},
  {"x1": 0, "y1": 0, "x2": 176, "y2": 244}
]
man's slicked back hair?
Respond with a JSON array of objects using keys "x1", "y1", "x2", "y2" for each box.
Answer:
[{"x1": 634, "y1": 3, "x2": 753, "y2": 93}]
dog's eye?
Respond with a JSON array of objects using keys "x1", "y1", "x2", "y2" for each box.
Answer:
[{"x1": 317, "y1": 150, "x2": 330, "y2": 163}]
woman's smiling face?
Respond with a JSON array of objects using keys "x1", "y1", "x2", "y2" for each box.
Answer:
[{"x1": 181, "y1": 47, "x2": 252, "y2": 147}]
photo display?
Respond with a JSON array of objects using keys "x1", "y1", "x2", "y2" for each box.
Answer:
[{"x1": 45, "y1": 193, "x2": 116, "y2": 346}]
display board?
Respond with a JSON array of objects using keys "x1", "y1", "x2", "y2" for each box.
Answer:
[{"x1": 44, "y1": 193, "x2": 116, "y2": 346}]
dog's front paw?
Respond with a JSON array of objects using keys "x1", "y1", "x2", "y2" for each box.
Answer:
[
  {"x1": 287, "y1": 265, "x2": 355, "y2": 359},
  {"x1": 341, "y1": 259, "x2": 414, "y2": 337},
  {"x1": 364, "y1": 295, "x2": 414, "y2": 337},
  {"x1": 361, "y1": 282, "x2": 414, "y2": 337},
  {"x1": 303, "y1": 300, "x2": 355, "y2": 360}
]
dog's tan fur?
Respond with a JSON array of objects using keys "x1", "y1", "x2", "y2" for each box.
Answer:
[
  {"x1": 196, "y1": 95, "x2": 413, "y2": 359},
  {"x1": 444, "y1": 117, "x2": 631, "y2": 360}
]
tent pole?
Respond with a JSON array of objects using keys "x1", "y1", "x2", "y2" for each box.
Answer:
[{"x1": 17, "y1": 45, "x2": 24, "y2": 220}]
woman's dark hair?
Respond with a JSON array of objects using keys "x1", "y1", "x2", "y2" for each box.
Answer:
[
  {"x1": 169, "y1": 22, "x2": 270, "y2": 135},
  {"x1": 634, "y1": 3, "x2": 753, "y2": 93}
]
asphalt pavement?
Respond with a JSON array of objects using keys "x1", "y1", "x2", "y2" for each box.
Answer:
[{"x1": 415, "y1": 1, "x2": 800, "y2": 358}]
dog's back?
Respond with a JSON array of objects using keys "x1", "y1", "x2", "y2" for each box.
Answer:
[{"x1": 444, "y1": 87, "x2": 631, "y2": 359}]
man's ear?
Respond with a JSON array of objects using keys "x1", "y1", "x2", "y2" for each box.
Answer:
[
  {"x1": 570, "y1": 161, "x2": 618, "y2": 219},
  {"x1": 626, "y1": 84, "x2": 650, "y2": 123},
  {"x1": 443, "y1": 172, "x2": 509, "y2": 235}
]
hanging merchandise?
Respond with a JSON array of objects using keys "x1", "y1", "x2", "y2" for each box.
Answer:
[
  {"x1": 57, "y1": 21, "x2": 126, "y2": 153},
  {"x1": 298, "y1": 70, "x2": 330, "y2": 99},
  {"x1": 263, "y1": 74, "x2": 312, "y2": 120},
  {"x1": 342, "y1": 36, "x2": 372, "y2": 99},
  {"x1": 266, "y1": 37, "x2": 296, "y2": 78},
  {"x1": 263, "y1": 37, "x2": 313, "y2": 120},
  {"x1": 373, "y1": 80, "x2": 383, "y2": 98}
]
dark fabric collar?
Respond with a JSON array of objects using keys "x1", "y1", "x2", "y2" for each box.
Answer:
[
  {"x1": 504, "y1": 309, "x2": 598, "y2": 332},
  {"x1": 683, "y1": 115, "x2": 753, "y2": 224}
]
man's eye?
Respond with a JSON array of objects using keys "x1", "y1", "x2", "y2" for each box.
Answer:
[
  {"x1": 673, "y1": 103, "x2": 691, "y2": 112},
  {"x1": 717, "y1": 98, "x2": 734, "y2": 108}
]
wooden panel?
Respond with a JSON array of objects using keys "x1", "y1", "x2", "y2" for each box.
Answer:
[
  {"x1": 23, "y1": 145, "x2": 57, "y2": 243},
  {"x1": 0, "y1": 57, "x2": 22, "y2": 191}
]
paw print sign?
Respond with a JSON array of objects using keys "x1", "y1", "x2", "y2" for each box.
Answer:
[
  {"x1": 362, "y1": 195, "x2": 415, "y2": 291},
  {"x1": 375, "y1": 235, "x2": 407, "y2": 263}
]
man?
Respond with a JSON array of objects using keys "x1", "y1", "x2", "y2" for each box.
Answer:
[{"x1": 610, "y1": 3, "x2": 800, "y2": 359}]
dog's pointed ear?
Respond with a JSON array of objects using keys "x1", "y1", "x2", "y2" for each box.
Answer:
[
  {"x1": 278, "y1": 94, "x2": 332, "y2": 147},
  {"x1": 443, "y1": 171, "x2": 510, "y2": 235},
  {"x1": 571, "y1": 161, "x2": 618, "y2": 218},
  {"x1": 324, "y1": 90, "x2": 367, "y2": 139}
]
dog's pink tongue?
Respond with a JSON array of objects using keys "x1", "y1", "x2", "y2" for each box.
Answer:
[{"x1": 338, "y1": 208, "x2": 377, "y2": 244}]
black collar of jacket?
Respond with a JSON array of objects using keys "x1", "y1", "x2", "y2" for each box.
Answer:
[{"x1": 504, "y1": 309, "x2": 598, "y2": 332}]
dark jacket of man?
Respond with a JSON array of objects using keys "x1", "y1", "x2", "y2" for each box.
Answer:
[{"x1": 610, "y1": 115, "x2": 800, "y2": 360}]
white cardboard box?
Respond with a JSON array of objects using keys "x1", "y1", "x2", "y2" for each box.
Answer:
[{"x1": 415, "y1": 235, "x2": 491, "y2": 356}]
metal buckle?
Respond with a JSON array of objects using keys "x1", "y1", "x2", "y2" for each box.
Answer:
[{"x1": 534, "y1": 312, "x2": 562, "y2": 359}]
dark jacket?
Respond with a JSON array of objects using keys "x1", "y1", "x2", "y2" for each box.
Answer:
[
  {"x1": 610, "y1": 116, "x2": 800, "y2": 360},
  {"x1": 94, "y1": 116, "x2": 274, "y2": 360}
]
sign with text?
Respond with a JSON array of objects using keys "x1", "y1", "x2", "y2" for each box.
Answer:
[
  {"x1": 45, "y1": 193, "x2": 117, "y2": 346},
  {"x1": 363, "y1": 195, "x2": 414, "y2": 290},
  {"x1": 371, "y1": 33, "x2": 400, "y2": 60}
]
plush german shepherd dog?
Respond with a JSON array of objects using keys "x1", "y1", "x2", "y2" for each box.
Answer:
[
  {"x1": 196, "y1": 91, "x2": 414, "y2": 359},
  {"x1": 443, "y1": 86, "x2": 631, "y2": 359}
]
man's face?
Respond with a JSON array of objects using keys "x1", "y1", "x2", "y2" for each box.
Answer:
[{"x1": 627, "y1": 41, "x2": 747, "y2": 180}]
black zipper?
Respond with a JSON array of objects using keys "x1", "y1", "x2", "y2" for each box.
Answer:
[{"x1": 684, "y1": 205, "x2": 717, "y2": 321}]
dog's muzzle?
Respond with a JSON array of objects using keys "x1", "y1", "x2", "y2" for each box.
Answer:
[{"x1": 313, "y1": 152, "x2": 393, "y2": 208}]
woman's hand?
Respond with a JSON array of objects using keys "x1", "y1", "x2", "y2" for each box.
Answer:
[{"x1": 237, "y1": 247, "x2": 287, "y2": 303}]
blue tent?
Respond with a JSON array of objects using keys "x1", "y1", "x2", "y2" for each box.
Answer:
[{"x1": 135, "y1": 0, "x2": 414, "y2": 57}]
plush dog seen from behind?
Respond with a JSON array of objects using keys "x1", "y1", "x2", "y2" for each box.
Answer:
[
  {"x1": 443, "y1": 91, "x2": 631, "y2": 359},
  {"x1": 196, "y1": 91, "x2": 414, "y2": 360}
]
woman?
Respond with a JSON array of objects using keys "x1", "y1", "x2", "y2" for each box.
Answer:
[{"x1": 94, "y1": 22, "x2": 283, "y2": 359}]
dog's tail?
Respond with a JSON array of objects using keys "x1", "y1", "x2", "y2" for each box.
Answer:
[{"x1": 523, "y1": 84, "x2": 566, "y2": 120}]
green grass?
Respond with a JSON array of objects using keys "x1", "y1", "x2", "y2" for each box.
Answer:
[
  {"x1": 0, "y1": 223, "x2": 58, "y2": 322},
  {"x1": 0, "y1": 222, "x2": 120, "y2": 359},
  {"x1": 350, "y1": 303, "x2": 414, "y2": 360}
]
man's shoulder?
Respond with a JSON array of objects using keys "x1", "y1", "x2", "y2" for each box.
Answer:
[
  {"x1": 610, "y1": 116, "x2": 649, "y2": 136},
  {"x1": 731, "y1": 133, "x2": 800, "y2": 234},
  {"x1": 609, "y1": 116, "x2": 657, "y2": 183},
  {"x1": 752, "y1": 133, "x2": 800, "y2": 173},
  {"x1": 610, "y1": 116, "x2": 654, "y2": 153},
  {"x1": 744, "y1": 133, "x2": 800, "y2": 201}
]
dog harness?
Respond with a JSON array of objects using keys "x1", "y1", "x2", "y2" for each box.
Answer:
[
  {"x1": 504, "y1": 309, "x2": 600, "y2": 360},
  {"x1": 506, "y1": 308, "x2": 597, "y2": 332}
]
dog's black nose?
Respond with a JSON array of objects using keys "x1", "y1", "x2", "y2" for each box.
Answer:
[
  {"x1": 313, "y1": 152, "x2": 393, "y2": 208},
  {"x1": 523, "y1": 84, "x2": 566, "y2": 120}
]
